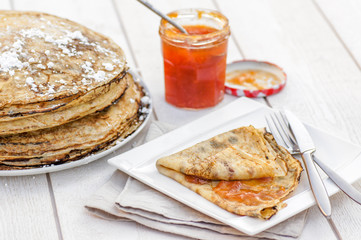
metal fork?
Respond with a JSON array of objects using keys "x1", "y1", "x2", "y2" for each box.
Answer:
[
  {"x1": 266, "y1": 111, "x2": 361, "y2": 205},
  {"x1": 266, "y1": 111, "x2": 343, "y2": 240}
]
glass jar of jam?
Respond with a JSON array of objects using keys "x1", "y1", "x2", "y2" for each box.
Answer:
[{"x1": 159, "y1": 9, "x2": 231, "y2": 109}]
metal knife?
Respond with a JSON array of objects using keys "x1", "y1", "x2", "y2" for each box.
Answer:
[
  {"x1": 284, "y1": 110, "x2": 342, "y2": 240},
  {"x1": 285, "y1": 110, "x2": 332, "y2": 216},
  {"x1": 313, "y1": 155, "x2": 361, "y2": 205}
]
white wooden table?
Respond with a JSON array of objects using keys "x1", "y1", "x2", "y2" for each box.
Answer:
[{"x1": 2, "y1": 0, "x2": 361, "y2": 239}]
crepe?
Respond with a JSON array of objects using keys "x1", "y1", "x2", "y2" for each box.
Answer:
[
  {"x1": 0, "y1": 11, "x2": 126, "y2": 112},
  {"x1": 157, "y1": 126, "x2": 288, "y2": 181},
  {"x1": 0, "y1": 73, "x2": 146, "y2": 169},
  {"x1": 156, "y1": 128, "x2": 302, "y2": 219},
  {"x1": 0, "y1": 72, "x2": 128, "y2": 135},
  {"x1": 0, "y1": 70, "x2": 127, "y2": 122}
]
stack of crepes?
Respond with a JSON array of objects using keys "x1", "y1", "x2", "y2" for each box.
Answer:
[{"x1": 0, "y1": 11, "x2": 149, "y2": 170}]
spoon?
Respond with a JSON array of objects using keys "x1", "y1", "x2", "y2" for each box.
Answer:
[{"x1": 136, "y1": 0, "x2": 189, "y2": 35}]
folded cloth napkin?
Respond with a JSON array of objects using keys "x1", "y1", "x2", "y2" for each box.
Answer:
[{"x1": 85, "y1": 121, "x2": 308, "y2": 240}]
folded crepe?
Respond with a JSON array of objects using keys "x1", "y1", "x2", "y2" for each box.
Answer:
[
  {"x1": 157, "y1": 126, "x2": 288, "y2": 181},
  {"x1": 156, "y1": 127, "x2": 302, "y2": 219}
]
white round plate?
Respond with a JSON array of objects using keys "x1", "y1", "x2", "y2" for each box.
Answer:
[{"x1": 0, "y1": 69, "x2": 152, "y2": 176}]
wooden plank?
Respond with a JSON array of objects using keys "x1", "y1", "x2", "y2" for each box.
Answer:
[
  {"x1": 0, "y1": 2, "x2": 59, "y2": 240},
  {"x1": 0, "y1": 175, "x2": 60, "y2": 240},
  {"x1": 114, "y1": 0, "x2": 266, "y2": 126},
  {"x1": 215, "y1": 0, "x2": 361, "y2": 239},
  {"x1": 314, "y1": 0, "x2": 361, "y2": 70}
]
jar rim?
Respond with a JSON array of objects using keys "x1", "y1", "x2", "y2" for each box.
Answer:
[{"x1": 159, "y1": 8, "x2": 230, "y2": 45}]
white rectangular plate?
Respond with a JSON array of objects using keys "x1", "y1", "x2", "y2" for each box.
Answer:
[{"x1": 108, "y1": 97, "x2": 361, "y2": 235}]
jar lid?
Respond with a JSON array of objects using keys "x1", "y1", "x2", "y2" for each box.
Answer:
[{"x1": 225, "y1": 60, "x2": 287, "y2": 98}]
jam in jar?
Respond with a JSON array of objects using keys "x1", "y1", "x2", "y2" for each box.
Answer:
[{"x1": 159, "y1": 9, "x2": 231, "y2": 109}]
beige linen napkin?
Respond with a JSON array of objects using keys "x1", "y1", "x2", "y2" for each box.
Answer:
[{"x1": 85, "y1": 121, "x2": 307, "y2": 240}]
